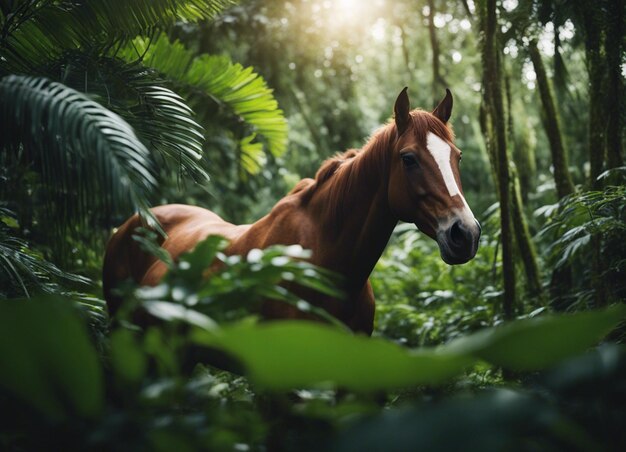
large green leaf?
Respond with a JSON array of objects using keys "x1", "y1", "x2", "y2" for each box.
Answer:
[
  {"x1": 192, "y1": 322, "x2": 472, "y2": 391},
  {"x1": 444, "y1": 303, "x2": 626, "y2": 371},
  {"x1": 120, "y1": 34, "x2": 288, "y2": 158},
  {"x1": 0, "y1": 75, "x2": 158, "y2": 229},
  {"x1": 0, "y1": 296, "x2": 103, "y2": 420},
  {"x1": 191, "y1": 304, "x2": 626, "y2": 391}
]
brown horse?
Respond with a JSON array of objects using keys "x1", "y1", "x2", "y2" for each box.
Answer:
[{"x1": 103, "y1": 88, "x2": 481, "y2": 335}]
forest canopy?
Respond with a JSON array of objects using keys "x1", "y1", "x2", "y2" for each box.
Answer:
[{"x1": 0, "y1": 0, "x2": 625, "y2": 450}]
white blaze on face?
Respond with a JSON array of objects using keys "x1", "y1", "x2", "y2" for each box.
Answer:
[{"x1": 426, "y1": 132, "x2": 475, "y2": 223}]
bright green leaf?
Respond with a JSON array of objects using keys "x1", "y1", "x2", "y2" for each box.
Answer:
[
  {"x1": 444, "y1": 303, "x2": 626, "y2": 371},
  {"x1": 192, "y1": 321, "x2": 472, "y2": 391}
]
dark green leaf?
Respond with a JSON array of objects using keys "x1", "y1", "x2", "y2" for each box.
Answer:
[{"x1": 0, "y1": 296, "x2": 103, "y2": 420}]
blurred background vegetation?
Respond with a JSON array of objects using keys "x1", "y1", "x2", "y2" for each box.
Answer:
[{"x1": 0, "y1": 0, "x2": 625, "y2": 450}]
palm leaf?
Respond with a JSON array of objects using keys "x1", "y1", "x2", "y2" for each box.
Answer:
[
  {"x1": 239, "y1": 133, "x2": 266, "y2": 175},
  {"x1": 120, "y1": 34, "x2": 288, "y2": 159},
  {"x1": 45, "y1": 53, "x2": 207, "y2": 181},
  {"x1": 0, "y1": 212, "x2": 90, "y2": 298},
  {"x1": 0, "y1": 0, "x2": 234, "y2": 72},
  {"x1": 0, "y1": 75, "x2": 158, "y2": 232}
]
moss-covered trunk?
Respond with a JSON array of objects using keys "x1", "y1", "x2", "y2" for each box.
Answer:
[
  {"x1": 505, "y1": 71, "x2": 543, "y2": 299},
  {"x1": 528, "y1": 39, "x2": 575, "y2": 199},
  {"x1": 510, "y1": 166, "x2": 543, "y2": 299},
  {"x1": 578, "y1": 6, "x2": 607, "y2": 188},
  {"x1": 605, "y1": 0, "x2": 624, "y2": 172},
  {"x1": 426, "y1": 0, "x2": 446, "y2": 106},
  {"x1": 478, "y1": 0, "x2": 516, "y2": 319}
]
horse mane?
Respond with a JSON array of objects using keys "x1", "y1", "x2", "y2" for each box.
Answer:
[
  {"x1": 295, "y1": 110, "x2": 454, "y2": 210},
  {"x1": 294, "y1": 149, "x2": 359, "y2": 201},
  {"x1": 289, "y1": 178, "x2": 315, "y2": 194}
]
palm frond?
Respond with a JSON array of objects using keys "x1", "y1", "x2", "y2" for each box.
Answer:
[
  {"x1": 0, "y1": 211, "x2": 90, "y2": 298},
  {"x1": 45, "y1": 53, "x2": 207, "y2": 181},
  {"x1": 239, "y1": 133, "x2": 266, "y2": 175},
  {"x1": 0, "y1": 0, "x2": 234, "y2": 72},
  {"x1": 0, "y1": 75, "x2": 158, "y2": 231},
  {"x1": 120, "y1": 34, "x2": 288, "y2": 159}
]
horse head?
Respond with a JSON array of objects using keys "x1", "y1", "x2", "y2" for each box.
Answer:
[{"x1": 388, "y1": 87, "x2": 481, "y2": 265}]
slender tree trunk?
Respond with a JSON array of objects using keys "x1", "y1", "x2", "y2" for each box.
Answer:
[
  {"x1": 479, "y1": 0, "x2": 516, "y2": 319},
  {"x1": 397, "y1": 22, "x2": 411, "y2": 71},
  {"x1": 510, "y1": 166, "x2": 543, "y2": 298},
  {"x1": 553, "y1": 31, "x2": 563, "y2": 97},
  {"x1": 426, "y1": 0, "x2": 446, "y2": 106},
  {"x1": 571, "y1": 2, "x2": 611, "y2": 307},
  {"x1": 580, "y1": 9, "x2": 607, "y2": 188},
  {"x1": 528, "y1": 39, "x2": 575, "y2": 198},
  {"x1": 504, "y1": 72, "x2": 543, "y2": 299},
  {"x1": 605, "y1": 0, "x2": 624, "y2": 172}
]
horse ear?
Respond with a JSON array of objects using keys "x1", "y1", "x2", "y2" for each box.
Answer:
[
  {"x1": 394, "y1": 87, "x2": 410, "y2": 136},
  {"x1": 432, "y1": 89, "x2": 453, "y2": 123}
]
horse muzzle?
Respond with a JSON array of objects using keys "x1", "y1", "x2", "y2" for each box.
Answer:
[{"x1": 436, "y1": 219, "x2": 481, "y2": 265}]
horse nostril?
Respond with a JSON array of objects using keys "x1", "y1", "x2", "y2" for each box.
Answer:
[{"x1": 449, "y1": 221, "x2": 464, "y2": 246}]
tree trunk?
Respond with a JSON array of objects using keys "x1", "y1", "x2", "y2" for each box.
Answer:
[
  {"x1": 426, "y1": 0, "x2": 447, "y2": 106},
  {"x1": 510, "y1": 165, "x2": 543, "y2": 298},
  {"x1": 505, "y1": 71, "x2": 543, "y2": 299},
  {"x1": 528, "y1": 39, "x2": 575, "y2": 198},
  {"x1": 552, "y1": 13, "x2": 569, "y2": 106},
  {"x1": 478, "y1": 0, "x2": 516, "y2": 320},
  {"x1": 605, "y1": 0, "x2": 624, "y2": 173},
  {"x1": 397, "y1": 22, "x2": 411, "y2": 71},
  {"x1": 506, "y1": 71, "x2": 536, "y2": 200},
  {"x1": 581, "y1": 8, "x2": 607, "y2": 188}
]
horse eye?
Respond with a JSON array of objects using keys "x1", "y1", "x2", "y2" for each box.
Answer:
[{"x1": 401, "y1": 154, "x2": 419, "y2": 168}]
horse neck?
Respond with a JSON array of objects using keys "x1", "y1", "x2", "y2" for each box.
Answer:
[{"x1": 307, "y1": 127, "x2": 398, "y2": 290}]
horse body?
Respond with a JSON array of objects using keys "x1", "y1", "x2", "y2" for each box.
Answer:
[{"x1": 103, "y1": 88, "x2": 481, "y2": 335}]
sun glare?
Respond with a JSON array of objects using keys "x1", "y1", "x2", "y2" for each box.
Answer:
[
  {"x1": 318, "y1": 0, "x2": 384, "y2": 30},
  {"x1": 337, "y1": 0, "x2": 359, "y2": 12},
  {"x1": 371, "y1": 18, "x2": 386, "y2": 42}
]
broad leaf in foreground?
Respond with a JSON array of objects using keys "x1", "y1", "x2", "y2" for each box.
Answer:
[
  {"x1": 0, "y1": 296, "x2": 103, "y2": 420},
  {"x1": 191, "y1": 304, "x2": 626, "y2": 391}
]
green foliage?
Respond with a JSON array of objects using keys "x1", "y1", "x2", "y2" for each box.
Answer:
[
  {"x1": 0, "y1": 74, "x2": 159, "y2": 226},
  {"x1": 538, "y1": 185, "x2": 626, "y2": 307},
  {"x1": 0, "y1": 296, "x2": 103, "y2": 420},
  {"x1": 0, "y1": 0, "x2": 233, "y2": 73},
  {"x1": 191, "y1": 304, "x2": 625, "y2": 391},
  {"x1": 1, "y1": 241, "x2": 624, "y2": 450},
  {"x1": 120, "y1": 33, "x2": 288, "y2": 159},
  {"x1": 1, "y1": 0, "x2": 625, "y2": 450},
  {"x1": 0, "y1": 207, "x2": 90, "y2": 298},
  {"x1": 540, "y1": 185, "x2": 625, "y2": 268},
  {"x1": 373, "y1": 221, "x2": 501, "y2": 347},
  {"x1": 0, "y1": 0, "x2": 288, "y2": 275},
  {"x1": 335, "y1": 344, "x2": 626, "y2": 452},
  {"x1": 127, "y1": 235, "x2": 344, "y2": 326},
  {"x1": 40, "y1": 53, "x2": 208, "y2": 177}
]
